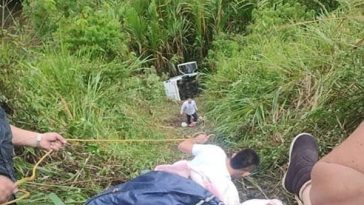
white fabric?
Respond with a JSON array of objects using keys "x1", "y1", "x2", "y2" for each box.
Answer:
[
  {"x1": 180, "y1": 100, "x2": 198, "y2": 115},
  {"x1": 240, "y1": 199, "x2": 283, "y2": 205},
  {"x1": 189, "y1": 144, "x2": 240, "y2": 205}
]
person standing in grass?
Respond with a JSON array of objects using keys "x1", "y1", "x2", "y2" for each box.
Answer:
[
  {"x1": 180, "y1": 97, "x2": 198, "y2": 127},
  {"x1": 0, "y1": 107, "x2": 67, "y2": 203}
]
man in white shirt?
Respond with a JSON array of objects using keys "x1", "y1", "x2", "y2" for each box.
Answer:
[
  {"x1": 178, "y1": 133, "x2": 260, "y2": 205},
  {"x1": 180, "y1": 97, "x2": 198, "y2": 127}
]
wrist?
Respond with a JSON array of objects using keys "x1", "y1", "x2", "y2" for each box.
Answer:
[{"x1": 35, "y1": 134, "x2": 43, "y2": 148}]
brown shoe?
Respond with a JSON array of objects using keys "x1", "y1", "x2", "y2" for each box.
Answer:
[{"x1": 282, "y1": 133, "x2": 318, "y2": 196}]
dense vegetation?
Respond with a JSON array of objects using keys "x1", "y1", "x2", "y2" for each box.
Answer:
[
  {"x1": 204, "y1": 0, "x2": 364, "y2": 167},
  {"x1": 0, "y1": 0, "x2": 363, "y2": 204}
]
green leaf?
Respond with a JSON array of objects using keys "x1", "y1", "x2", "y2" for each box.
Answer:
[{"x1": 48, "y1": 193, "x2": 66, "y2": 205}]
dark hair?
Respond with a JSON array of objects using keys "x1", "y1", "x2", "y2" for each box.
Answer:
[{"x1": 230, "y1": 148, "x2": 259, "y2": 170}]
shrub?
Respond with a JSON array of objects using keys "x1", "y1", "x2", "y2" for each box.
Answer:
[
  {"x1": 23, "y1": 0, "x2": 59, "y2": 37},
  {"x1": 58, "y1": 5, "x2": 127, "y2": 59}
]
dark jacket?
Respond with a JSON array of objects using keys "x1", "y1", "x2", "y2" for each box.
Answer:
[
  {"x1": 86, "y1": 171, "x2": 223, "y2": 205},
  {"x1": 0, "y1": 107, "x2": 15, "y2": 181}
]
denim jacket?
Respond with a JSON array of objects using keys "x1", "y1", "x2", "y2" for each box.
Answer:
[{"x1": 0, "y1": 107, "x2": 15, "y2": 181}]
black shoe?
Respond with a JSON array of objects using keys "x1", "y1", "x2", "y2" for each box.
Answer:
[{"x1": 282, "y1": 133, "x2": 318, "y2": 196}]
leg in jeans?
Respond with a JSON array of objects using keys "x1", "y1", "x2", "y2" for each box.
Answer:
[
  {"x1": 192, "y1": 113, "x2": 198, "y2": 122},
  {"x1": 186, "y1": 114, "x2": 191, "y2": 125}
]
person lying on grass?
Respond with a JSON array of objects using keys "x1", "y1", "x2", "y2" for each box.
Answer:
[{"x1": 155, "y1": 133, "x2": 259, "y2": 205}]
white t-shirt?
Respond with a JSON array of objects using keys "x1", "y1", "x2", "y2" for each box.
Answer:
[
  {"x1": 188, "y1": 144, "x2": 240, "y2": 205},
  {"x1": 180, "y1": 100, "x2": 198, "y2": 115}
]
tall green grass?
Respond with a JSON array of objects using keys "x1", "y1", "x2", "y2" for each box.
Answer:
[
  {"x1": 203, "y1": 1, "x2": 364, "y2": 167},
  {"x1": 1, "y1": 39, "x2": 175, "y2": 203},
  {"x1": 22, "y1": 0, "x2": 263, "y2": 73},
  {"x1": 21, "y1": 0, "x2": 341, "y2": 74},
  {"x1": 0, "y1": 0, "x2": 358, "y2": 203},
  {"x1": 14, "y1": 47, "x2": 165, "y2": 139}
]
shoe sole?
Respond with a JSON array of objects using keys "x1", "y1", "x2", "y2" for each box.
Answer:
[{"x1": 282, "y1": 132, "x2": 314, "y2": 193}]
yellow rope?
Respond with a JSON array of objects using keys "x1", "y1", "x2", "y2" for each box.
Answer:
[
  {"x1": 1, "y1": 150, "x2": 52, "y2": 205},
  {"x1": 15, "y1": 150, "x2": 53, "y2": 186},
  {"x1": 66, "y1": 138, "x2": 186, "y2": 143}
]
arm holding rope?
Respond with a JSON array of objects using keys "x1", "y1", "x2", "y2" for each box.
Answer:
[
  {"x1": 0, "y1": 126, "x2": 65, "y2": 205},
  {"x1": 11, "y1": 126, "x2": 67, "y2": 151}
]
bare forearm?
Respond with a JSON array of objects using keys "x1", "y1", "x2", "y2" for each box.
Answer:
[
  {"x1": 11, "y1": 126, "x2": 66, "y2": 151},
  {"x1": 178, "y1": 133, "x2": 210, "y2": 154},
  {"x1": 10, "y1": 125, "x2": 39, "y2": 147},
  {"x1": 178, "y1": 138, "x2": 195, "y2": 154}
]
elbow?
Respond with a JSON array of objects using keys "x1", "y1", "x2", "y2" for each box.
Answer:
[
  {"x1": 178, "y1": 141, "x2": 193, "y2": 154},
  {"x1": 178, "y1": 141, "x2": 189, "y2": 153},
  {"x1": 178, "y1": 143, "x2": 184, "y2": 152}
]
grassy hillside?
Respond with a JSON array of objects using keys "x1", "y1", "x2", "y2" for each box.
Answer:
[
  {"x1": 203, "y1": 1, "x2": 364, "y2": 168},
  {"x1": 0, "y1": 0, "x2": 363, "y2": 204}
]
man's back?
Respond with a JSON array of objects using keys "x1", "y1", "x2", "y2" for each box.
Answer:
[
  {"x1": 189, "y1": 144, "x2": 240, "y2": 205},
  {"x1": 189, "y1": 144, "x2": 229, "y2": 179}
]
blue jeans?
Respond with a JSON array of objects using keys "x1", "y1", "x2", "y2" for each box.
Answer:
[
  {"x1": 0, "y1": 107, "x2": 15, "y2": 181},
  {"x1": 0, "y1": 108, "x2": 16, "y2": 203},
  {"x1": 186, "y1": 113, "x2": 198, "y2": 125}
]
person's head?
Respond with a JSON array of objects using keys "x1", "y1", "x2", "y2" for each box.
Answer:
[
  {"x1": 228, "y1": 148, "x2": 259, "y2": 177},
  {"x1": 187, "y1": 96, "x2": 193, "y2": 103}
]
